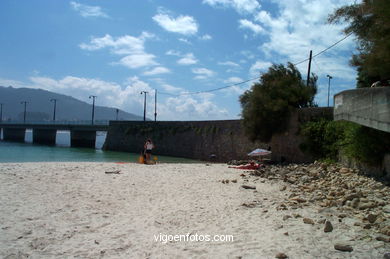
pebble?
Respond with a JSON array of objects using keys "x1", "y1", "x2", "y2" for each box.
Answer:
[
  {"x1": 334, "y1": 243, "x2": 353, "y2": 252},
  {"x1": 241, "y1": 185, "x2": 256, "y2": 190},
  {"x1": 275, "y1": 252, "x2": 288, "y2": 259},
  {"x1": 303, "y1": 218, "x2": 315, "y2": 225},
  {"x1": 324, "y1": 220, "x2": 333, "y2": 232}
]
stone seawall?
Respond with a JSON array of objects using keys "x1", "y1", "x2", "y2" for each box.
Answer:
[{"x1": 103, "y1": 108, "x2": 333, "y2": 163}]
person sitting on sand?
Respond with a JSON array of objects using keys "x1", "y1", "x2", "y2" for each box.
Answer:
[
  {"x1": 144, "y1": 139, "x2": 154, "y2": 162},
  {"x1": 229, "y1": 161, "x2": 262, "y2": 170}
]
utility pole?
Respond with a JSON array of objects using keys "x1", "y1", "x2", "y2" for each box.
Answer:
[
  {"x1": 50, "y1": 99, "x2": 57, "y2": 121},
  {"x1": 327, "y1": 75, "x2": 333, "y2": 107},
  {"x1": 0, "y1": 103, "x2": 3, "y2": 122},
  {"x1": 21, "y1": 101, "x2": 27, "y2": 123},
  {"x1": 89, "y1": 95, "x2": 97, "y2": 125},
  {"x1": 306, "y1": 50, "x2": 313, "y2": 87},
  {"x1": 140, "y1": 91, "x2": 148, "y2": 121},
  {"x1": 116, "y1": 108, "x2": 119, "y2": 120},
  {"x1": 154, "y1": 89, "x2": 157, "y2": 122}
]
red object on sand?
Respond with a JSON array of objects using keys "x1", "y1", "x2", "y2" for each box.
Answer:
[{"x1": 229, "y1": 163, "x2": 262, "y2": 170}]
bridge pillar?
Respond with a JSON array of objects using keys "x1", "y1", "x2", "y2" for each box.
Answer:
[
  {"x1": 3, "y1": 128, "x2": 26, "y2": 142},
  {"x1": 71, "y1": 130, "x2": 96, "y2": 148},
  {"x1": 33, "y1": 129, "x2": 57, "y2": 145}
]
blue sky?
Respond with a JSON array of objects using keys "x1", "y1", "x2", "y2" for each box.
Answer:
[{"x1": 0, "y1": 0, "x2": 358, "y2": 120}]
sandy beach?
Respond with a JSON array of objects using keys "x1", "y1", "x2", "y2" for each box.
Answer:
[{"x1": 0, "y1": 162, "x2": 389, "y2": 258}]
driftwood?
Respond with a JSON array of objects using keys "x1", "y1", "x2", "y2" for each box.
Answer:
[{"x1": 105, "y1": 170, "x2": 121, "y2": 174}]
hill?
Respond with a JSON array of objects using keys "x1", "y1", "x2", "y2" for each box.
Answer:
[{"x1": 0, "y1": 86, "x2": 143, "y2": 122}]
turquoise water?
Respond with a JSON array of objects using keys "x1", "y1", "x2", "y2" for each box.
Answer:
[{"x1": 0, "y1": 131, "x2": 199, "y2": 163}]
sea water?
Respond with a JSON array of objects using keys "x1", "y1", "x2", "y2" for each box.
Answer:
[{"x1": 0, "y1": 130, "x2": 198, "y2": 163}]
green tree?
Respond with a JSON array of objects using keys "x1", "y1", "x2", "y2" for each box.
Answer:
[
  {"x1": 328, "y1": 0, "x2": 390, "y2": 87},
  {"x1": 240, "y1": 62, "x2": 317, "y2": 142}
]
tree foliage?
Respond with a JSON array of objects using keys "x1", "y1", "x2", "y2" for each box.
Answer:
[
  {"x1": 328, "y1": 0, "x2": 390, "y2": 87},
  {"x1": 240, "y1": 62, "x2": 317, "y2": 142}
]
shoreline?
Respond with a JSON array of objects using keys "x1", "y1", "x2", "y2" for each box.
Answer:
[{"x1": 0, "y1": 162, "x2": 389, "y2": 258}]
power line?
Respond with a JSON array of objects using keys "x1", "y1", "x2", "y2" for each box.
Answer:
[{"x1": 159, "y1": 32, "x2": 354, "y2": 97}]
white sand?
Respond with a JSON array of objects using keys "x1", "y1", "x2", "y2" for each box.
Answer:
[{"x1": 0, "y1": 162, "x2": 388, "y2": 258}]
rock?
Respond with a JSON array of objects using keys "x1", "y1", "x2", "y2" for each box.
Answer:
[
  {"x1": 279, "y1": 186, "x2": 287, "y2": 191},
  {"x1": 231, "y1": 179, "x2": 237, "y2": 183},
  {"x1": 241, "y1": 185, "x2": 256, "y2": 190},
  {"x1": 358, "y1": 202, "x2": 376, "y2": 210},
  {"x1": 334, "y1": 243, "x2": 353, "y2": 252},
  {"x1": 376, "y1": 236, "x2": 390, "y2": 243},
  {"x1": 367, "y1": 214, "x2": 378, "y2": 223},
  {"x1": 275, "y1": 252, "x2": 288, "y2": 259},
  {"x1": 324, "y1": 220, "x2": 333, "y2": 232},
  {"x1": 283, "y1": 215, "x2": 292, "y2": 221},
  {"x1": 317, "y1": 219, "x2": 326, "y2": 224},
  {"x1": 383, "y1": 205, "x2": 390, "y2": 214},
  {"x1": 339, "y1": 167, "x2": 350, "y2": 174},
  {"x1": 303, "y1": 218, "x2": 315, "y2": 225},
  {"x1": 380, "y1": 226, "x2": 390, "y2": 236},
  {"x1": 384, "y1": 252, "x2": 390, "y2": 259}
]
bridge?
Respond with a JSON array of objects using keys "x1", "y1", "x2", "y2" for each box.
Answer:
[
  {"x1": 0, "y1": 121, "x2": 109, "y2": 148},
  {"x1": 334, "y1": 87, "x2": 390, "y2": 133}
]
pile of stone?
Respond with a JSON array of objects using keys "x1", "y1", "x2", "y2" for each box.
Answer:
[{"x1": 252, "y1": 162, "x2": 390, "y2": 241}]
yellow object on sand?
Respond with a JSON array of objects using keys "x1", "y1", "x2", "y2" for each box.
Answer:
[{"x1": 139, "y1": 155, "x2": 144, "y2": 164}]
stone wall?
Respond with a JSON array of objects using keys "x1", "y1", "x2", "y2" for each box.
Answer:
[{"x1": 103, "y1": 108, "x2": 333, "y2": 163}]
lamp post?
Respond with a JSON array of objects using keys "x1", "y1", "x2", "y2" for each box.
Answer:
[
  {"x1": 116, "y1": 108, "x2": 119, "y2": 120},
  {"x1": 0, "y1": 103, "x2": 3, "y2": 122},
  {"x1": 21, "y1": 101, "x2": 28, "y2": 123},
  {"x1": 50, "y1": 99, "x2": 57, "y2": 121},
  {"x1": 140, "y1": 91, "x2": 148, "y2": 121},
  {"x1": 154, "y1": 89, "x2": 157, "y2": 122},
  {"x1": 89, "y1": 95, "x2": 97, "y2": 125},
  {"x1": 327, "y1": 74, "x2": 333, "y2": 107}
]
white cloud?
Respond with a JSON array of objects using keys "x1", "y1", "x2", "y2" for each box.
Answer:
[
  {"x1": 178, "y1": 38, "x2": 192, "y2": 44},
  {"x1": 143, "y1": 66, "x2": 171, "y2": 76},
  {"x1": 249, "y1": 61, "x2": 272, "y2": 77},
  {"x1": 239, "y1": 19, "x2": 264, "y2": 35},
  {"x1": 177, "y1": 53, "x2": 198, "y2": 65},
  {"x1": 200, "y1": 34, "x2": 212, "y2": 40},
  {"x1": 203, "y1": 0, "x2": 260, "y2": 14},
  {"x1": 70, "y1": 1, "x2": 108, "y2": 18},
  {"x1": 119, "y1": 54, "x2": 158, "y2": 69},
  {"x1": 153, "y1": 12, "x2": 198, "y2": 35},
  {"x1": 218, "y1": 61, "x2": 240, "y2": 67},
  {"x1": 161, "y1": 84, "x2": 183, "y2": 93},
  {"x1": 166, "y1": 50, "x2": 181, "y2": 56},
  {"x1": 224, "y1": 77, "x2": 243, "y2": 84},
  {"x1": 192, "y1": 68, "x2": 215, "y2": 80},
  {"x1": 80, "y1": 33, "x2": 158, "y2": 69}
]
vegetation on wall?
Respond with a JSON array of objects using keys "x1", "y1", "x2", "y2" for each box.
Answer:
[
  {"x1": 300, "y1": 119, "x2": 390, "y2": 165},
  {"x1": 240, "y1": 62, "x2": 317, "y2": 142}
]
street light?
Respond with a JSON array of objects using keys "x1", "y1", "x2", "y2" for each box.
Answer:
[
  {"x1": 0, "y1": 103, "x2": 3, "y2": 122},
  {"x1": 21, "y1": 101, "x2": 28, "y2": 123},
  {"x1": 140, "y1": 91, "x2": 148, "y2": 121},
  {"x1": 327, "y1": 75, "x2": 333, "y2": 107},
  {"x1": 50, "y1": 99, "x2": 57, "y2": 121},
  {"x1": 89, "y1": 95, "x2": 97, "y2": 125},
  {"x1": 154, "y1": 89, "x2": 157, "y2": 122},
  {"x1": 116, "y1": 108, "x2": 119, "y2": 120}
]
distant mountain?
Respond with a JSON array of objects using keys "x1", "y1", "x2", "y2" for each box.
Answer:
[{"x1": 0, "y1": 86, "x2": 144, "y2": 122}]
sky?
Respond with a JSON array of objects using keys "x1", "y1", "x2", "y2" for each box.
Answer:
[{"x1": 0, "y1": 0, "x2": 359, "y2": 121}]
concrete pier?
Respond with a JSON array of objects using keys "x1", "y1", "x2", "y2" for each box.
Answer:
[
  {"x1": 33, "y1": 129, "x2": 57, "y2": 145},
  {"x1": 334, "y1": 87, "x2": 390, "y2": 133},
  {"x1": 3, "y1": 128, "x2": 26, "y2": 142},
  {"x1": 70, "y1": 130, "x2": 96, "y2": 148}
]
